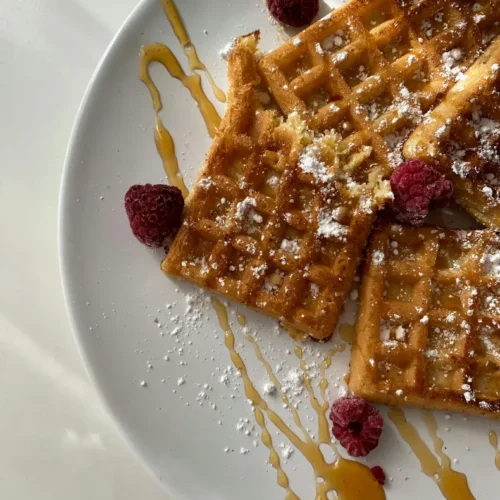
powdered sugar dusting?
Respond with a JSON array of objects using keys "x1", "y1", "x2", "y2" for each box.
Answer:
[
  {"x1": 298, "y1": 143, "x2": 334, "y2": 183},
  {"x1": 441, "y1": 48, "x2": 465, "y2": 81},
  {"x1": 447, "y1": 102, "x2": 500, "y2": 205},
  {"x1": 280, "y1": 238, "x2": 300, "y2": 254},
  {"x1": 372, "y1": 250, "x2": 384, "y2": 266},
  {"x1": 281, "y1": 368, "x2": 305, "y2": 396},
  {"x1": 317, "y1": 208, "x2": 349, "y2": 240},
  {"x1": 235, "y1": 197, "x2": 257, "y2": 220},
  {"x1": 219, "y1": 39, "x2": 236, "y2": 60},
  {"x1": 484, "y1": 251, "x2": 500, "y2": 277}
]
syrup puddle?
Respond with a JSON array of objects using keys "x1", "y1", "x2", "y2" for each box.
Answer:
[
  {"x1": 284, "y1": 325, "x2": 310, "y2": 343},
  {"x1": 389, "y1": 408, "x2": 474, "y2": 499},
  {"x1": 274, "y1": 23, "x2": 291, "y2": 43},
  {"x1": 212, "y1": 298, "x2": 385, "y2": 500},
  {"x1": 139, "y1": 0, "x2": 223, "y2": 197},
  {"x1": 489, "y1": 430, "x2": 500, "y2": 471},
  {"x1": 339, "y1": 324, "x2": 355, "y2": 344}
]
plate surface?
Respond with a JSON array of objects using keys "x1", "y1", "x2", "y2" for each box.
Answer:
[{"x1": 60, "y1": 0, "x2": 500, "y2": 498}]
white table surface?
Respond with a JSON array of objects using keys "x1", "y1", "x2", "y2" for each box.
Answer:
[{"x1": 0, "y1": 1, "x2": 168, "y2": 498}]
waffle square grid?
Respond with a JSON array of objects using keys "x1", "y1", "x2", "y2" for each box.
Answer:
[
  {"x1": 163, "y1": 35, "x2": 385, "y2": 340},
  {"x1": 405, "y1": 35, "x2": 500, "y2": 229},
  {"x1": 350, "y1": 223, "x2": 500, "y2": 417},
  {"x1": 259, "y1": 0, "x2": 500, "y2": 166}
]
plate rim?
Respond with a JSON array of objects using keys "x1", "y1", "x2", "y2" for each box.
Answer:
[{"x1": 57, "y1": 0, "x2": 179, "y2": 496}]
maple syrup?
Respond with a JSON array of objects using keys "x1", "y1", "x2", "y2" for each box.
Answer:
[
  {"x1": 389, "y1": 408, "x2": 474, "y2": 499},
  {"x1": 139, "y1": 0, "x2": 223, "y2": 196},
  {"x1": 212, "y1": 298, "x2": 385, "y2": 499},
  {"x1": 237, "y1": 312, "x2": 246, "y2": 327},
  {"x1": 284, "y1": 325, "x2": 310, "y2": 343},
  {"x1": 161, "y1": 0, "x2": 226, "y2": 103},
  {"x1": 339, "y1": 323, "x2": 356, "y2": 344},
  {"x1": 489, "y1": 430, "x2": 500, "y2": 471}
]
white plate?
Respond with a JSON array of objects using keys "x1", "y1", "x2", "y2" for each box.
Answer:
[{"x1": 59, "y1": 0, "x2": 500, "y2": 498}]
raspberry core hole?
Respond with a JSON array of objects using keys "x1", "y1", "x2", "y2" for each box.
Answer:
[{"x1": 348, "y1": 421, "x2": 363, "y2": 435}]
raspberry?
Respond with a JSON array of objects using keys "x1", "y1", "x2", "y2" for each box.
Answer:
[
  {"x1": 329, "y1": 396, "x2": 383, "y2": 457},
  {"x1": 124, "y1": 184, "x2": 184, "y2": 248},
  {"x1": 371, "y1": 466, "x2": 386, "y2": 485},
  {"x1": 266, "y1": 0, "x2": 319, "y2": 27},
  {"x1": 390, "y1": 160, "x2": 453, "y2": 226}
]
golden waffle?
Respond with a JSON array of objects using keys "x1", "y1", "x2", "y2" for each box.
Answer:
[
  {"x1": 405, "y1": 36, "x2": 500, "y2": 229},
  {"x1": 350, "y1": 222, "x2": 500, "y2": 418},
  {"x1": 162, "y1": 34, "x2": 391, "y2": 340},
  {"x1": 259, "y1": 0, "x2": 500, "y2": 168}
]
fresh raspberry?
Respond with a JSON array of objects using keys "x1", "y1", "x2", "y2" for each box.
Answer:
[
  {"x1": 329, "y1": 396, "x2": 383, "y2": 457},
  {"x1": 266, "y1": 0, "x2": 319, "y2": 27},
  {"x1": 390, "y1": 160, "x2": 453, "y2": 226},
  {"x1": 371, "y1": 466, "x2": 386, "y2": 485},
  {"x1": 124, "y1": 184, "x2": 184, "y2": 248}
]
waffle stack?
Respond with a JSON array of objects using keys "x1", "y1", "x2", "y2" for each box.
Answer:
[
  {"x1": 163, "y1": 34, "x2": 390, "y2": 340},
  {"x1": 405, "y1": 36, "x2": 500, "y2": 230},
  {"x1": 163, "y1": 0, "x2": 500, "y2": 341},
  {"x1": 259, "y1": 0, "x2": 500, "y2": 168},
  {"x1": 349, "y1": 223, "x2": 500, "y2": 417}
]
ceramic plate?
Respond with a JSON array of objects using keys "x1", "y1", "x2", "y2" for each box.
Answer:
[{"x1": 59, "y1": 0, "x2": 500, "y2": 498}]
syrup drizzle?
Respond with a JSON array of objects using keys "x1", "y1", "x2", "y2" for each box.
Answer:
[
  {"x1": 389, "y1": 408, "x2": 475, "y2": 499},
  {"x1": 212, "y1": 299, "x2": 299, "y2": 500},
  {"x1": 161, "y1": 0, "x2": 226, "y2": 103},
  {"x1": 319, "y1": 344, "x2": 346, "y2": 403},
  {"x1": 489, "y1": 430, "x2": 500, "y2": 471},
  {"x1": 295, "y1": 345, "x2": 331, "y2": 444},
  {"x1": 237, "y1": 312, "x2": 247, "y2": 327},
  {"x1": 246, "y1": 335, "x2": 309, "y2": 436},
  {"x1": 139, "y1": 0, "x2": 223, "y2": 197},
  {"x1": 139, "y1": 44, "x2": 221, "y2": 141},
  {"x1": 212, "y1": 298, "x2": 385, "y2": 500}
]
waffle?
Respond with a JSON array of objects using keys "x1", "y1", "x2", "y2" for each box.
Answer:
[
  {"x1": 349, "y1": 222, "x2": 500, "y2": 418},
  {"x1": 259, "y1": 0, "x2": 500, "y2": 168},
  {"x1": 404, "y1": 36, "x2": 500, "y2": 230},
  {"x1": 162, "y1": 34, "x2": 391, "y2": 341}
]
